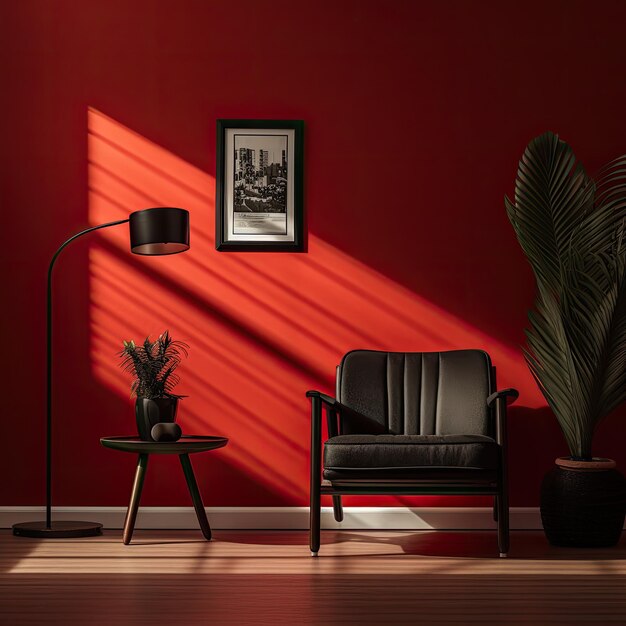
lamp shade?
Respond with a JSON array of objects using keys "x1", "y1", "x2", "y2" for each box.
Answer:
[{"x1": 129, "y1": 207, "x2": 190, "y2": 255}]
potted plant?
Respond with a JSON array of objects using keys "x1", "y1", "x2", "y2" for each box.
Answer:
[
  {"x1": 119, "y1": 331, "x2": 189, "y2": 441},
  {"x1": 505, "y1": 132, "x2": 626, "y2": 546}
]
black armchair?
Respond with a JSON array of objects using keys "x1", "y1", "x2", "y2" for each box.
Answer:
[{"x1": 307, "y1": 349, "x2": 518, "y2": 557}]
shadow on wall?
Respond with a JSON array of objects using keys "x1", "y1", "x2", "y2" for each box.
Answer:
[{"x1": 87, "y1": 108, "x2": 546, "y2": 507}]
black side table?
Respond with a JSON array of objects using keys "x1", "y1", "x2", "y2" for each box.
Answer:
[{"x1": 100, "y1": 435, "x2": 228, "y2": 544}]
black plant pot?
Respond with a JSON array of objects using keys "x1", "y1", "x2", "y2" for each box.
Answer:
[
  {"x1": 540, "y1": 457, "x2": 626, "y2": 547},
  {"x1": 135, "y1": 397, "x2": 179, "y2": 441}
]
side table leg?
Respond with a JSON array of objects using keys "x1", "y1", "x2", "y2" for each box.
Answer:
[
  {"x1": 180, "y1": 454, "x2": 211, "y2": 540},
  {"x1": 123, "y1": 454, "x2": 149, "y2": 545}
]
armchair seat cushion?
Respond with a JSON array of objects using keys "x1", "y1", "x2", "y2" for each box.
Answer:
[{"x1": 323, "y1": 434, "x2": 499, "y2": 474}]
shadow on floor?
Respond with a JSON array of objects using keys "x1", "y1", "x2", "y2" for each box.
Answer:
[{"x1": 217, "y1": 529, "x2": 626, "y2": 560}]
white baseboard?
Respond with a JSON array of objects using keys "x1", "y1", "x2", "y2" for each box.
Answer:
[{"x1": 0, "y1": 506, "x2": 542, "y2": 530}]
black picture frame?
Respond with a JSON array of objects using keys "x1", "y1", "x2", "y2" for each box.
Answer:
[{"x1": 215, "y1": 119, "x2": 304, "y2": 251}]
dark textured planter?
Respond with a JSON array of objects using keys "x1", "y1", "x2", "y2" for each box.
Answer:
[
  {"x1": 540, "y1": 458, "x2": 626, "y2": 547},
  {"x1": 135, "y1": 397, "x2": 178, "y2": 441}
]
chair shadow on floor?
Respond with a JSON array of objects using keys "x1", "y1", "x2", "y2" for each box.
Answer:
[{"x1": 216, "y1": 529, "x2": 626, "y2": 560}]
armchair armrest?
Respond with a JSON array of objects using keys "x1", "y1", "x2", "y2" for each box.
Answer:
[
  {"x1": 487, "y1": 388, "x2": 519, "y2": 408},
  {"x1": 306, "y1": 390, "x2": 338, "y2": 407},
  {"x1": 486, "y1": 388, "x2": 518, "y2": 451},
  {"x1": 307, "y1": 390, "x2": 340, "y2": 439},
  {"x1": 306, "y1": 390, "x2": 388, "y2": 436}
]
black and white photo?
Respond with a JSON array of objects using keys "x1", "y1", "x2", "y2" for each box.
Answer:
[{"x1": 216, "y1": 119, "x2": 304, "y2": 251}]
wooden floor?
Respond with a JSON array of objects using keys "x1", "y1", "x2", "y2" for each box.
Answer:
[{"x1": 2, "y1": 529, "x2": 626, "y2": 625}]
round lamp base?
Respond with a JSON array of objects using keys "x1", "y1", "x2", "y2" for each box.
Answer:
[{"x1": 13, "y1": 520, "x2": 103, "y2": 538}]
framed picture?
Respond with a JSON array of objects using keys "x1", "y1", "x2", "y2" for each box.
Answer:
[{"x1": 216, "y1": 119, "x2": 304, "y2": 251}]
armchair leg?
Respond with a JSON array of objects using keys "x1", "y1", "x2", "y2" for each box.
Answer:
[
  {"x1": 497, "y1": 488, "x2": 509, "y2": 557},
  {"x1": 309, "y1": 395, "x2": 322, "y2": 556},
  {"x1": 310, "y1": 483, "x2": 321, "y2": 556},
  {"x1": 332, "y1": 496, "x2": 343, "y2": 522}
]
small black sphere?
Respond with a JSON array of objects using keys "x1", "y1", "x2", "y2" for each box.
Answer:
[{"x1": 151, "y1": 422, "x2": 182, "y2": 442}]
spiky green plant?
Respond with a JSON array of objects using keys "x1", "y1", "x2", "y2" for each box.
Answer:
[
  {"x1": 505, "y1": 132, "x2": 626, "y2": 459},
  {"x1": 118, "y1": 331, "x2": 189, "y2": 400}
]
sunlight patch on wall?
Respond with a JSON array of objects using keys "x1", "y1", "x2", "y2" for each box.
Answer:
[{"x1": 87, "y1": 107, "x2": 544, "y2": 504}]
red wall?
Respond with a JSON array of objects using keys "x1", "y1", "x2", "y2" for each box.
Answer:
[{"x1": 3, "y1": 0, "x2": 626, "y2": 509}]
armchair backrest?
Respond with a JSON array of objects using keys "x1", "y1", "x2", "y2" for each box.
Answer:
[{"x1": 336, "y1": 350, "x2": 495, "y2": 436}]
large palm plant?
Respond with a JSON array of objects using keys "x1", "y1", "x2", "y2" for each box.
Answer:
[{"x1": 505, "y1": 132, "x2": 626, "y2": 459}]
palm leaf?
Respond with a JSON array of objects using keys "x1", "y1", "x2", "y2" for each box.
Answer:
[{"x1": 505, "y1": 132, "x2": 595, "y2": 294}]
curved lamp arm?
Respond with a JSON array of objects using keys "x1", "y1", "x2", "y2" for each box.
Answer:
[{"x1": 46, "y1": 219, "x2": 129, "y2": 528}]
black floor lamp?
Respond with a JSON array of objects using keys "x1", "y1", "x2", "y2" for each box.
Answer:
[{"x1": 13, "y1": 207, "x2": 190, "y2": 538}]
